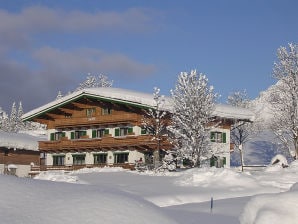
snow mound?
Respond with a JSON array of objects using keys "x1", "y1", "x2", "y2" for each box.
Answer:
[
  {"x1": 1, "y1": 175, "x2": 177, "y2": 224},
  {"x1": 72, "y1": 166, "x2": 127, "y2": 174},
  {"x1": 239, "y1": 183, "x2": 298, "y2": 224},
  {"x1": 175, "y1": 167, "x2": 257, "y2": 188},
  {"x1": 34, "y1": 171, "x2": 78, "y2": 183}
]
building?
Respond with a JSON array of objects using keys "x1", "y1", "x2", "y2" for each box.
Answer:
[
  {"x1": 0, "y1": 130, "x2": 43, "y2": 177},
  {"x1": 22, "y1": 88, "x2": 253, "y2": 171}
]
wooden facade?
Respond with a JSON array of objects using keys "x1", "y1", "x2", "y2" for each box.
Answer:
[{"x1": 24, "y1": 93, "x2": 172, "y2": 171}]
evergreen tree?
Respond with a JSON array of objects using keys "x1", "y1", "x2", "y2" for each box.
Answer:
[
  {"x1": 170, "y1": 70, "x2": 218, "y2": 167},
  {"x1": 9, "y1": 102, "x2": 18, "y2": 132}
]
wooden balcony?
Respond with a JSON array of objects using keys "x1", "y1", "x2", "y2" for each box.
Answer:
[
  {"x1": 38, "y1": 135, "x2": 171, "y2": 152},
  {"x1": 54, "y1": 114, "x2": 141, "y2": 128}
]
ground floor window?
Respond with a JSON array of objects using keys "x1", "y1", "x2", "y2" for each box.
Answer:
[
  {"x1": 210, "y1": 155, "x2": 226, "y2": 168},
  {"x1": 73, "y1": 154, "x2": 86, "y2": 165},
  {"x1": 94, "y1": 153, "x2": 107, "y2": 164},
  {"x1": 114, "y1": 153, "x2": 129, "y2": 164},
  {"x1": 53, "y1": 155, "x2": 65, "y2": 166}
]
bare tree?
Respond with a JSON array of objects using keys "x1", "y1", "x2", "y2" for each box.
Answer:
[
  {"x1": 170, "y1": 70, "x2": 218, "y2": 167},
  {"x1": 268, "y1": 43, "x2": 298, "y2": 159},
  {"x1": 142, "y1": 87, "x2": 169, "y2": 167},
  {"x1": 228, "y1": 90, "x2": 253, "y2": 171}
]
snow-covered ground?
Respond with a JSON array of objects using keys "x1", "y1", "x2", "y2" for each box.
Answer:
[{"x1": 1, "y1": 162, "x2": 298, "y2": 224}]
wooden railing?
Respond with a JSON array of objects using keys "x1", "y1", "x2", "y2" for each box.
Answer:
[
  {"x1": 54, "y1": 114, "x2": 141, "y2": 128},
  {"x1": 29, "y1": 163, "x2": 136, "y2": 175},
  {"x1": 38, "y1": 135, "x2": 171, "y2": 152}
]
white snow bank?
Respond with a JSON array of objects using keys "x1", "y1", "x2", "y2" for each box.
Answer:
[
  {"x1": 0, "y1": 174, "x2": 177, "y2": 224},
  {"x1": 239, "y1": 182, "x2": 298, "y2": 224},
  {"x1": 34, "y1": 170, "x2": 79, "y2": 183}
]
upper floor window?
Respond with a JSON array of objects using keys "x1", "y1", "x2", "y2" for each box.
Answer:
[
  {"x1": 71, "y1": 130, "x2": 87, "y2": 139},
  {"x1": 92, "y1": 129, "x2": 109, "y2": 138},
  {"x1": 115, "y1": 127, "x2": 133, "y2": 137},
  {"x1": 102, "y1": 108, "x2": 112, "y2": 115},
  {"x1": 210, "y1": 131, "x2": 226, "y2": 143},
  {"x1": 86, "y1": 108, "x2": 96, "y2": 117},
  {"x1": 50, "y1": 132, "x2": 66, "y2": 141}
]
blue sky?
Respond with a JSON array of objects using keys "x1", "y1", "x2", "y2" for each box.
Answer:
[{"x1": 0, "y1": 0, "x2": 298, "y2": 112}]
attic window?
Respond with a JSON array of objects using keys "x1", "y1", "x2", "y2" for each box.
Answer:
[
  {"x1": 86, "y1": 108, "x2": 96, "y2": 117},
  {"x1": 102, "y1": 108, "x2": 112, "y2": 115}
]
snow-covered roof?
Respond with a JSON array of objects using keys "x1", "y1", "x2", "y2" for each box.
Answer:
[
  {"x1": 22, "y1": 87, "x2": 254, "y2": 122},
  {"x1": 0, "y1": 130, "x2": 45, "y2": 151}
]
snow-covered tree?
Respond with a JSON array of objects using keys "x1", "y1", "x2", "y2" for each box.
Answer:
[
  {"x1": 170, "y1": 70, "x2": 218, "y2": 167},
  {"x1": 76, "y1": 73, "x2": 113, "y2": 91},
  {"x1": 17, "y1": 101, "x2": 25, "y2": 131},
  {"x1": 9, "y1": 102, "x2": 18, "y2": 132},
  {"x1": 268, "y1": 43, "x2": 298, "y2": 159},
  {"x1": 228, "y1": 90, "x2": 253, "y2": 171},
  {"x1": 142, "y1": 87, "x2": 170, "y2": 167},
  {"x1": 56, "y1": 91, "x2": 63, "y2": 100}
]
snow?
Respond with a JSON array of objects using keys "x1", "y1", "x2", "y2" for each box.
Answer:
[
  {"x1": 0, "y1": 130, "x2": 45, "y2": 151},
  {"x1": 22, "y1": 87, "x2": 254, "y2": 122},
  {"x1": 1, "y1": 161, "x2": 298, "y2": 224}
]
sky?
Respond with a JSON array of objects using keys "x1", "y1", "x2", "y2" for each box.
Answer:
[{"x1": 0, "y1": 0, "x2": 298, "y2": 113}]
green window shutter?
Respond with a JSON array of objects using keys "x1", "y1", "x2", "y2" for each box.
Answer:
[
  {"x1": 223, "y1": 157, "x2": 226, "y2": 165},
  {"x1": 141, "y1": 128, "x2": 146, "y2": 135},
  {"x1": 210, "y1": 157, "x2": 215, "y2": 167},
  {"x1": 210, "y1": 132, "x2": 215, "y2": 142},
  {"x1": 83, "y1": 131, "x2": 87, "y2": 136},
  {"x1": 50, "y1": 133, "x2": 55, "y2": 141},
  {"x1": 62, "y1": 132, "x2": 66, "y2": 137},
  {"x1": 128, "y1": 127, "x2": 133, "y2": 134},
  {"x1": 115, "y1": 128, "x2": 119, "y2": 137},
  {"x1": 92, "y1": 130, "x2": 97, "y2": 138},
  {"x1": 104, "y1": 129, "x2": 109, "y2": 135},
  {"x1": 71, "y1": 132, "x2": 75, "y2": 139},
  {"x1": 222, "y1": 132, "x2": 227, "y2": 143}
]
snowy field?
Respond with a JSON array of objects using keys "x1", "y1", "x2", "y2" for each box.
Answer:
[{"x1": 1, "y1": 162, "x2": 298, "y2": 224}]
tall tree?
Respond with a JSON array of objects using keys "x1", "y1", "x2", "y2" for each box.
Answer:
[
  {"x1": 170, "y1": 70, "x2": 218, "y2": 167},
  {"x1": 227, "y1": 90, "x2": 253, "y2": 171},
  {"x1": 142, "y1": 87, "x2": 169, "y2": 167},
  {"x1": 268, "y1": 43, "x2": 298, "y2": 159}
]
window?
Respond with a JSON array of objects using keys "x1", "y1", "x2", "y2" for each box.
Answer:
[
  {"x1": 71, "y1": 130, "x2": 87, "y2": 139},
  {"x1": 114, "y1": 153, "x2": 129, "y2": 164},
  {"x1": 92, "y1": 129, "x2": 109, "y2": 138},
  {"x1": 86, "y1": 108, "x2": 96, "y2": 117},
  {"x1": 115, "y1": 127, "x2": 133, "y2": 137},
  {"x1": 53, "y1": 155, "x2": 65, "y2": 166},
  {"x1": 73, "y1": 154, "x2": 86, "y2": 165},
  {"x1": 210, "y1": 155, "x2": 226, "y2": 168},
  {"x1": 102, "y1": 108, "x2": 112, "y2": 115},
  {"x1": 50, "y1": 132, "x2": 66, "y2": 141},
  {"x1": 94, "y1": 154, "x2": 107, "y2": 164},
  {"x1": 210, "y1": 132, "x2": 226, "y2": 143}
]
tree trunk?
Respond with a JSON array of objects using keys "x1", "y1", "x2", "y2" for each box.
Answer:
[{"x1": 239, "y1": 144, "x2": 244, "y2": 172}]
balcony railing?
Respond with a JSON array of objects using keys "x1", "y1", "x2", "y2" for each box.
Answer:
[
  {"x1": 39, "y1": 135, "x2": 171, "y2": 152},
  {"x1": 54, "y1": 114, "x2": 141, "y2": 128}
]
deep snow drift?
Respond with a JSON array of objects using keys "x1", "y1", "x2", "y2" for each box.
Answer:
[{"x1": 1, "y1": 162, "x2": 298, "y2": 224}]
